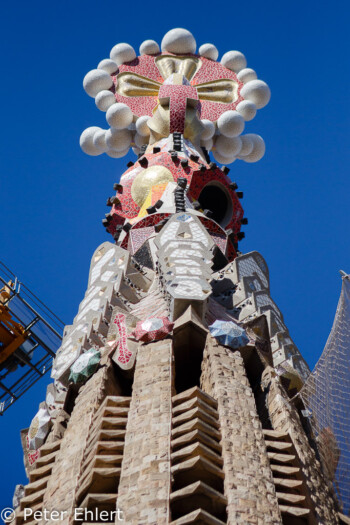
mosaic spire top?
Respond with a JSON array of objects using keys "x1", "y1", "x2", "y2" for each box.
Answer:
[{"x1": 80, "y1": 28, "x2": 270, "y2": 165}]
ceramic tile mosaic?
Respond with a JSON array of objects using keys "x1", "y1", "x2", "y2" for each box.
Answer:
[{"x1": 113, "y1": 54, "x2": 243, "y2": 122}]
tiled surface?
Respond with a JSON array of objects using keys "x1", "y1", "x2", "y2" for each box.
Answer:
[
  {"x1": 113, "y1": 54, "x2": 243, "y2": 121},
  {"x1": 108, "y1": 151, "x2": 242, "y2": 261},
  {"x1": 113, "y1": 312, "x2": 133, "y2": 366},
  {"x1": 133, "y1": 316, "x2": 174, "y2": 342}
]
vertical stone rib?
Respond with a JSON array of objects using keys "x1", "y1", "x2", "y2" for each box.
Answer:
[
  {"x1": 117, "y1": 340, "x2": 174, "y2": 524},
  {"x1": 201, "y1": 339, "x2": 282, "y2": 525},
  {"x1": 41, "y1": 364, "x2": 118, "y2": 525},
  {"x1": 265, "y1": 368, "x2": 339, "y2": 524}
]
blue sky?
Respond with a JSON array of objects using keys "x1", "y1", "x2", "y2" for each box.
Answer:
[{"x1": 0, "y1": 0, "x2": 349, "y2": 511}]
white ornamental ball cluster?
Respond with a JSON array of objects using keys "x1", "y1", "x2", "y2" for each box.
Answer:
[
  {"x1": 239, "y1": 134, "x2": 254, "y2": 156},
  {"x1": 95, "y1": 90, "x2": 115, "y2": 112},
  {"x1": 217, "y1": 110, "x2": 245, "y2": 138},
  {"x1": 135, "y1": 115, "x2": 150, "y2": 137},
  {"x1": 161, "y1": 28, "x2": 196, "y2": 54},
  {"x1": 83, "y1": 69, "x2": 113, "y2": 98},
  {"x1": 215, "y1": 46, "x2": 270, "y2": 124},
  {"x1": 139, "y1": 40, "x2": 160, "y2": 55},
  {"x1": 221, "y1": 50, "x2": 247, "y2": 72},
  {"x1": 110, "y1": 43, "x2": 136, "y2": 65},
  {"x1": 198, "y1": 43, "x2": 219, "y2": 61},
  {"x1": 97, "y1": 59, "x2": 118, "y2": 75},
  {"x1": 241, "y1": 80, "x2": 271, "y2": 109},
  {"x1": 209, "y1": 134, "x2": 266, "y2": 165},
  {"x1": 237, "y1": 68, "x2": 257, "y2": 84},
  {"x1": 213, "y1": 150, "x2": 236, "y2": 165},
  {"x1": 93, "y1": 129, "x2": 108, "y2": 152},
  {"x1": 80, "y1": 126, "x2": 132, "y2": 158},
  {"x1": 240, "y1": 134, "x2": 265, "y2": 162},
  {"x1": 107, "y1": 148, "x2": 130, "y2": 158},
  {"x1": 193, "y1": 41, "x2": 270, "y2": 165},
  {"x1": 106, "y1": 103, "x2": 133, "y2": 129},
  {"x1": 80, "y1": 127, "x2": 103, "y2": 156},
  {"x1": 236, "y1": 100, "x2": 257, "y2": 121},
  {"x1": 215, "y1": 135, "x2": 242, "y2": 157},
  {"x1": 106, "y1": 128, "x2": 132, "y2": 151},
  {"x1": 211, "y1": 134, "x2": 265, "y2": 165},
  {"x1": 201, "y1": 119, "x2": 215, "y2": 141},
  {"x1": 134, "y1": 132, "x2": 148, "y2": 149}
]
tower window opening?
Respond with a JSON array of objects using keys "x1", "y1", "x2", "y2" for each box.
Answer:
[
  {"x1": 197, "y1": 183, "x2": 232, "y2": 227},
  {"x1": 173, "y1": 326, "x2": 207, "y2": 394}
]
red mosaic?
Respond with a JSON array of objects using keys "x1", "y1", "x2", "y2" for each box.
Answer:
[
  {"x1": 26, "y1": 435, "x2": 40, "y2": 465},
  {"x1": 113, "y1": 312, "x2": 133, "y2": 366},
  {"x1": 132, "y1": 316, "x2": 174, "y2": 343},
  {"x1": 158, "y1": 84, "x2": 199, "y2": 133},
  {"x1": 112, "y1": 53, "x2": 243, "y2": 122}
]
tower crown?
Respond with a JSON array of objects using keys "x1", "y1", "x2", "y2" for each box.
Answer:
[{"x1": 80, "y1": 28, "x2": 271, "y2": 165}]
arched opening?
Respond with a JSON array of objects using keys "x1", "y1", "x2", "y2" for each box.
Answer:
[{"x1": 197, "y1": 182, "x2": 232, "y2": 227}]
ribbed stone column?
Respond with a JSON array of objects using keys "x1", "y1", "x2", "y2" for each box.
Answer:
[
  {"x1": 201, "y1": 338, "x2": 282, "y2": 525},
  {"x1": 265, "y1": 367, "x2": 339, "y2": 524},
  {"x1": 117, "y1": 339, "x2": 174, "y2": 524},
  {"x1": 41, "y1": 363, "x2": 119, "y2": 525}
]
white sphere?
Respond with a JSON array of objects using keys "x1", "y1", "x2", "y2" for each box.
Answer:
[
  {"x1": 236, "y1": 100, "x2": 257, "y2": 121},
  {"x1": 198, "y1": 43, "x2": 218, "y2": 61},
  {"x1": 135, "y1": 115, "x2": 150, "y2": 137},
  {"x1": 83, "y1": 69, "x2": 113, "y2": 98},
  {"x1": 201, "y1": 137, "x2": 213, "y2": 151},
  {"x1": 213, "y1": 150, "x2": 236, "y2": 165},
  {"x1": 93, "y1": 129, "x2": 108, "y2": 152},
  {"x1": 80, "y1": 127, "x2": 102, "y2": 156},
  {"x1": 95, "y1": 90, "x2": 116, "y2": 112},
  {"x1": 217, "y1": 110, "x2": 245, "y2": 138},
  {"x1": 132, "y1": 146, "x2": 140, "y2": 156},
  {"x1": 221, "y1": 51, "x2": 247, "y2": 72},
  {"x1": 97, "y1": 59, "x2": 118, "y2": 75},
  {"x1": 106, "y1": 128, "x2": 132, "y2": 152},
  {"x1": 237, "y1": 68, "x2": 257, "y2": 84},
  {"x1": 215, "y1": 135, "x2": 242, "y2": 157},
  {"x1": 139, "y1": 40, "x2": 160, "y2": 55},
  {"x1": 106, "y1": 103, "x2": 133, "y2": 129},
  {"x1": 201, "y1": 119, "x2": 215, "y2": 140},
  {"x1": 107, "y1": 147, "x2": 130, "y2": 158},
  {"x1": 161, "y1": 28, "x2": 196, "y2": 54},
  {"x1": 242, "y1": 134, "x2": 265, "y2": 162},
  {"x1": 110, "y1": 43, "x2": 136, "y2": 65},
  {"x1": 238, "y1": 135, "x2": 254, "y2": 157},
  {"x1": 134, "y1": 132, "x2": 149, "y2": 148},
  {"x1": 241, "y1": 80, "x2": 271, "y2": 109}
]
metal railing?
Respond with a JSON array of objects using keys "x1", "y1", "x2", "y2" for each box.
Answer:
[{"x1": 0, "y1": 261, "x2": 64, "y2": 414}]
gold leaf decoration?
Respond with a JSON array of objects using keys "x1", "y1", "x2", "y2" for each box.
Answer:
[
  {"x1": 116, "y1": 73, "x2": 161, "y2": 98},
  {"x1": 196, "y1": 79, "x2": 239, "y2": 104},
  {"x1": 155, "y1": 55, "x2": 202, "y2": 82}
]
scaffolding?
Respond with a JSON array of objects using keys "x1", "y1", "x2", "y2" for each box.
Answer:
[
  {"x1": 300, "y1": 272, "x2": 350, "y2": 516},
  {"x1": 0, "y1": 260, "x2": 64, "y2": 414}
]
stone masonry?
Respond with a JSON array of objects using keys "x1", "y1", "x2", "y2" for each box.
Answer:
[
  {"x1": 40, "y1": 363, "x2": 120, "y2": 525},
  {"x1": 200, "y1": 338, "x2": 282, "y2": 525},
  {"x1": 265, "y1": 367, "x2": 339, "y2": 524},
  {"x1": 117, "y1": 340, "x2": 174, "y2": 524}
]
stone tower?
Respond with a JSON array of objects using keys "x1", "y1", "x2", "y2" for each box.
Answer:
[{"x1": 10, "y1": 28, "x2": 344, "y2": 525}]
